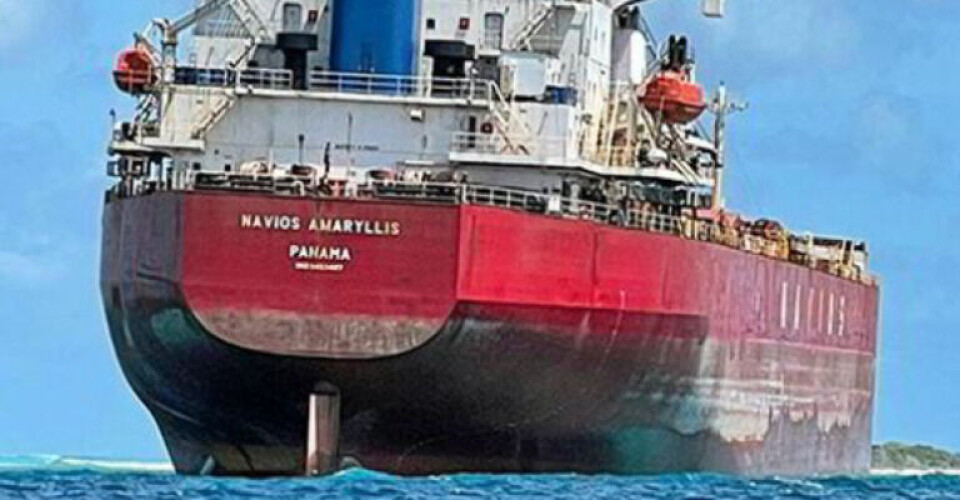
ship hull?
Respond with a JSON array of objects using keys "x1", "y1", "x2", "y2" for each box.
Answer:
[{"x1": 101, "y1": 191, "x2": 878, "y2": 476}]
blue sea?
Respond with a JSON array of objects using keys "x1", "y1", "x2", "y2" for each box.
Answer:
[{"x1": 1, "y1": 456, "x2": 959, "y2": 499}]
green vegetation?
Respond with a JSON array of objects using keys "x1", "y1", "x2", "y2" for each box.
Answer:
[{"x1": 873, "y1": 442, "x2": 960, "y2": 470}]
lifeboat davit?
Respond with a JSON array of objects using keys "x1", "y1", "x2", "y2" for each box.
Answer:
[
  {"x1": 641, "y1": 34, "x2": 707, "y2": 124},
  {"x1": 642, "y1": 71, "x2": 707, "y2": 125},
  {"x1": 113, "y1": 48, "x2": 156, "y2": 94}
]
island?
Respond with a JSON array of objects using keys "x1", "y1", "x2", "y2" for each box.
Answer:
[{"x1": 873, "y1": 443, "x2": 960, "y2": 471}]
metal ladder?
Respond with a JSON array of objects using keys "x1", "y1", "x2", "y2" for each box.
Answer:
[
  {"x1": 487, "y1": 81, "x2": 534, "y2": 155},
  {"x1": 228, "y1": 0, "x2": 268, "y2": 42},
  {"x1": 191, "y1": 91, "x2": 238, "y2": 140},
  {"x1": 509, "y1": 1, "x2": 556, "y2": 51}
]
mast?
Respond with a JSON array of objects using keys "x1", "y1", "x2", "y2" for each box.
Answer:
[{"x1": 709, "y1": 83, "x2": 746, "y2": 211}]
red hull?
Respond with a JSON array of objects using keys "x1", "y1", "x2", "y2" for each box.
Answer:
[
  {"x1": 178, "y1": 192, "x2": 876, "y2": 356},
  {"x1": 101, "y1": 191, "x2": 878, "y2": 476}
]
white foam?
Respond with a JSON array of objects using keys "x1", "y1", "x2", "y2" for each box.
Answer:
[
  {"x1": 0, "y1": 455, "x2": 173, "y2": 474},
  {"x1": 57, "y1": 457, "x2": 174, "y2": 473},
  {"x1": 871, "y1": 469, "x2": 960, "y2": 477}
]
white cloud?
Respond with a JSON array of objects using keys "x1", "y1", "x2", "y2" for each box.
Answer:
[
  {"x1": 695, "y1": 0, "x2": 861, "y2": 73},
  {"x1": 642, "y1": 0, "x2": 863, "y2": 92},
  {"x1": 0, "y1": 249, "x2": 62, "y2": 287},
  {"x1": 860, "y1": 96, "x2": 910, "y2": 150},
  {"x1": 0, "y1": 0, "x2": 40, "y2": 52},
  {"x1": 0, "y1": 213, "x2": 67, "y2": 288}
]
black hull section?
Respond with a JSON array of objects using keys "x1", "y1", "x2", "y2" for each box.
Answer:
[{"x1": 103, "y1": 293, "x2": 872, "y2": 476}]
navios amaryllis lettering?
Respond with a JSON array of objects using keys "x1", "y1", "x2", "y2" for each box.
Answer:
[{"x1": 239, "y1": 214, "x2": 401, "y2": 236}]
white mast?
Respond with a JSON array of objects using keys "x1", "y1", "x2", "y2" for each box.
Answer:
[{"x1": 709, "y1": 83, "x2": 747, "y2": 210}]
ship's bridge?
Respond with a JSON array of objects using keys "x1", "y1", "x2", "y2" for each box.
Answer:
[{"x1": 111, "y1": 0, "x2": 721, "y2": 198}]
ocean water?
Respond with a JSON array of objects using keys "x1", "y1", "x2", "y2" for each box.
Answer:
[{"x1": 2, "y1": 457, "x2": 960, "y2": 499}]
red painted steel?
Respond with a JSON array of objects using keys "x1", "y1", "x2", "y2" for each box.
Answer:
[
  {"x1": 458, "y1": 206, "x2": 877, "y2": 352},
  {"x1": 177, "y1": 193, "x2": 876, "y2": 357},
  {"x1": 102, "y1": 191, "x2": 878, "y2": 475},
  {"x1": 182, "y1": 194, "x2": 459, "y2": 320}
]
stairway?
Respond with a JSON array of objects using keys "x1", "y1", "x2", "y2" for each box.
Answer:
[
  {"x1": 191, "y1": 92, "x2": 238, "y2": 140},
  {"x1": 509, "y1": 2, "x2": 556, "y2": 51},
  {"x1": 486, "y1": 81, "x2": 534, "y2": 155},
  {"x1": 229, "y1": 0, "x2": 268, "y2": 42}
]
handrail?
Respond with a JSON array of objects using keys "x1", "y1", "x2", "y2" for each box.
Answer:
[
  {"x1": 485, "y1": 77, "x2": 535, "y2": 154},
  {"x1": 307, "y1": 71, "x2": 491, "y2": 101},
  {"x1": 237, "y1": 68, "x2": 292, "y2": 90},
  {"x1": 172, "y1": 67, "x2": 495, "y2": 98},
  {"x1": 453, "y1": 132, "x2": 643, "y2": 169},
  {"x1": 450, "y1": 132, "x2": 569, "y2": 160},
  {"x1": 510, "y1": 1, "x2": 556, "y2": 51},
  {"x1": 109, "y1": 172, "x2": 874, "y2": 285},
  {"x1": 173, "y1": 66, "x2": 292, "y2": 90}
]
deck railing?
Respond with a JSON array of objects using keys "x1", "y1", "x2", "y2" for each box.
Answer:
[
  {"x1": 174, "y1": 67, "x2": 293, "y2": 90},
  {"x1": 154, "y1": 172, "x2": 722, "y2": 251},
  {"x1": 237, "y1": 68, "x2": 293, "y2": 90},
  {"x1": 155, "y1": 171, "x2": 698, "y2": 234},
  {"x1": 171, "y1": 66, "x2": 493, "y2": 101},
  {"x1": 307, "y1": 71, "x2": 492, "y2": 101},
  {"x1": 450, "y1": 132, "x2": 571, "y2": 161},
  {"x1": 110, "y1": 171, "x2": 874, "y2": 285}
]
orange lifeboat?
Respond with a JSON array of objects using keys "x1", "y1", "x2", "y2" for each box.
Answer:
[
  {"x1": 642, "y1": 71, "x2": 706, "y2": 124},
  {"x1": 641, "y1": 35, "x2": 707, "y2": 125},
  {"x1": 113, "y1": 47, "x2": 156, "y2": 94}
]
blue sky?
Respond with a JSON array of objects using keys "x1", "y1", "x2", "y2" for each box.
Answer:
[{"x1": 0, "y1": 0, "x2": 956, "y2": 460}]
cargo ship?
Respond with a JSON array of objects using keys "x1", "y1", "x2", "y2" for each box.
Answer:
[{"x1": 102, "y1": 0, "x2": 880, "y2": 476}]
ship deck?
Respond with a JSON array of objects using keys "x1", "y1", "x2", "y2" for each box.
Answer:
[{"x1": 108, "y1": 171, "x2": 877, "y2": 288}]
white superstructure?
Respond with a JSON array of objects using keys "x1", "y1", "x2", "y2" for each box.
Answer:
[{"x1": 110, "y1": 0, "x2": 724, "y2": 206}]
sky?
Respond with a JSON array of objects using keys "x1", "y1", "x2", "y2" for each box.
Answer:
[{"x1": 0, "y1": 0, "x2": 957, "y2": 461}]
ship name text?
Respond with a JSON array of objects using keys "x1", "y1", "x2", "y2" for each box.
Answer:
[
  {"x1": 238, "y1": 213, "x2": 402, "y2": 273},
  {"x1": 239, "y1": 214, "x2": 401, "y2": 236}
]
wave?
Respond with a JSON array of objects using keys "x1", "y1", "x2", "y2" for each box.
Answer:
[
  {"x1": 0, "y1": 455, "x2": 173, "y2": 474},
  {"x1": 4, "y1": 456, "x2": 959, "y2": 480}
]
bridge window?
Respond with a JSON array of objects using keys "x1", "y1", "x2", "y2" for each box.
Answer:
[
  {"x1": 484, "y1": 13, "x2": 504, "y2": 50},
  {"x1": 283, "y1": 2, "x2": 303, "y2": 32}
]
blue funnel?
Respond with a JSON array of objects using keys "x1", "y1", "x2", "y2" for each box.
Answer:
[{"x1": 330, "y1": 0, "x2": 421, "y2": 76}]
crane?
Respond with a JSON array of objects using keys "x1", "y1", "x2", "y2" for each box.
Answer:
[{"x1": 134, "y1": 0, "x2": 269, "y2": 82}]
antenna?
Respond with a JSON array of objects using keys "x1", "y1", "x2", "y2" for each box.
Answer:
[
  {"x1": 613, "y1": 0, "x2": 725, "y2": 18},
  {"x1": 709, "y1": 82, "x2": 748, "y2": 210},
  {"x1": 702, "y1": 0, "x2": 726, "y2": 18}
]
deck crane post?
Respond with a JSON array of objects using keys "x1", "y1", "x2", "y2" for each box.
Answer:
[{"x1": 147, "y1": 0, "x2": 268, "y2": 83}]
